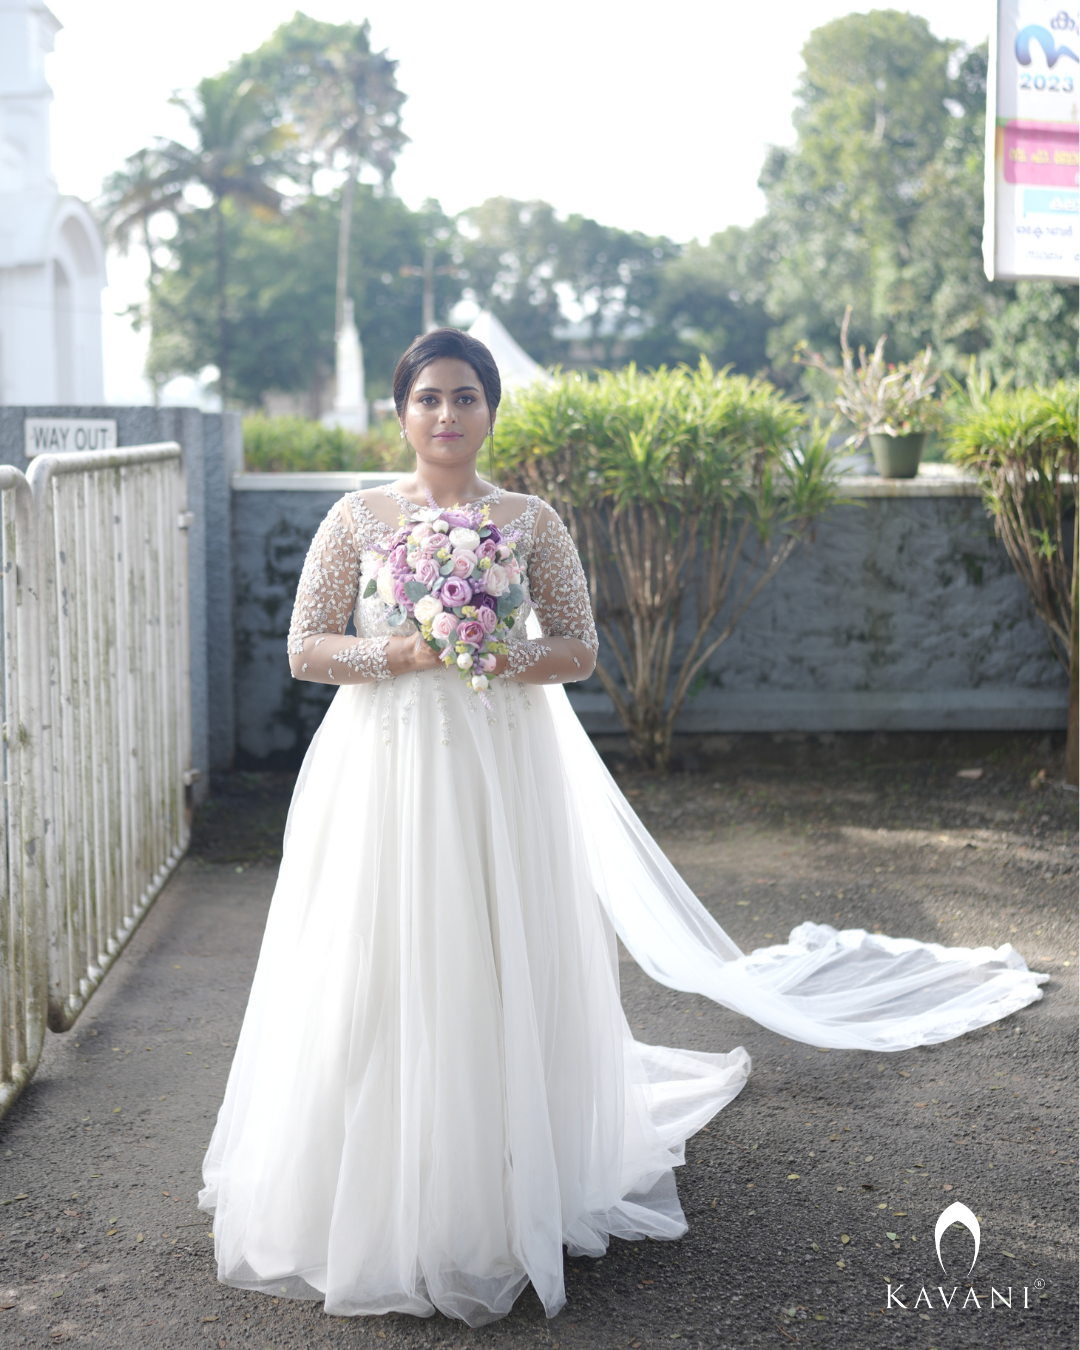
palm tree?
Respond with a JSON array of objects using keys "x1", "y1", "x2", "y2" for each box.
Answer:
[
  {"x1": 237, "y1": 16, "x2": 407, "y2": 341},
  {"x1": 100, "y1": 74, "x2": 292, "y2": 406}
]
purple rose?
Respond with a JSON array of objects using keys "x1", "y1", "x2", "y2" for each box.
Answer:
[
  {"x1": 415, "y1": 558, "x2": 440, "y2": 588},
  {"x1": 476, "y1": 539, "x2": 497, "y2": 562},
  {"x1": 457, "y1": 619, "x2": 485, "y2": 647},
  {"x1": 477, "y1": 593, "x2": 497, "y2": 611},
  {"x1": 479, "y1": 605, "x2": 497, "y2": 634},
  {"x1": 440, "y1": 576, "x2": 472, "y2": 608},
  {"x1": 393, "y1": 579, "x2": 410, "y2": 607},
  {"x1": 440, "y1": 511, "x2": 472, "y2": 530},
  {"x1": 390, "y1": 544, "x2": 408, "y2": 569},
  {"x1": 484, "y1": 524, "x2": 502, "y2": 544}
]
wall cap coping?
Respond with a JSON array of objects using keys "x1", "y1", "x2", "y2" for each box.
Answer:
[
  {"x1": 233, "y1": 468, "x2": 984, "y2": 497},
  {"x1": 232, "y1": 466, "x2": 983, "y2": 497},
  {"x1": 232, "y1": 471, "x2": 399, "y2": 491},
  {"x1": 837, "y1": 464, "x2": 981, "y2": 497}
]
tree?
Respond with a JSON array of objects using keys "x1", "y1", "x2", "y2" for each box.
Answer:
[
  {"x1": 758, "y1": 17, "x2": 1077, "y2": 387},
  {"x1": 101, "y1": 73, "x2": 293, "y2": 405},
  {"x1": 629, "y1": 223, "x2": 774, "y2": 376},
  {"x1": 456, "y1": 197, "x2": 677, "y2": 367},
  {"x1": 235, "y1": 14, "x2": 407, "y2": 341},
  {"x1": 147, "y1": 188, "x2": 459, "y2": 408}
]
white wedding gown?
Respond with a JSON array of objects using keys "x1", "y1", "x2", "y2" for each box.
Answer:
[{"x1": 199, "y1": 487, "x2": 1047, "y2": 1326}]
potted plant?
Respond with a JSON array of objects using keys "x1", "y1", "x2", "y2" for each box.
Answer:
[{"x1": 798, "y1": 307, "x2": 941, "y2": 477}]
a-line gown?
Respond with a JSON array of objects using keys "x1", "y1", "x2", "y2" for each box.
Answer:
[{"x1": 198, "y1": 485, "x2": 1047, "y2": 1326}]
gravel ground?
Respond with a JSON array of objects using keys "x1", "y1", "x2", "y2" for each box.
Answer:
[{"x1": 0, "y1": 732, "x2": 1075, "y2": 1350}]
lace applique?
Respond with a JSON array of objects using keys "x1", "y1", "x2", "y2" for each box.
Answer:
[
  {"x1": 287, "y1": 495, "x2": 395, "y2": 682},
  {"x1": 505, "y1": 641, "x2": 553, "y2": 677},
  {"x1": 499, "y1": 503, "x2": 599, "y2": 681},
  {"x1": 329, "y1": 638, "x2": 392, "y2": 680}
]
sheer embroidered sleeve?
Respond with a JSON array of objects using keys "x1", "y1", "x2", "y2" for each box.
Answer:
[
  {"x1": 287, "y1": 497, "x2": 392, "y2": 684},
  {"x1": 503, "y1": 502, "x2": 599, "y2": 683}
]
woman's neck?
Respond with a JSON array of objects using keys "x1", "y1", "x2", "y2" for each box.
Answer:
[{"x1": 394, "y1": 467, "x2": 494, "y2": 506}]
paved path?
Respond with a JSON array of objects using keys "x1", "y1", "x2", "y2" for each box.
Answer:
[{"x1": 0, "y1": 756, "x2": 1076, "y2": 1350}]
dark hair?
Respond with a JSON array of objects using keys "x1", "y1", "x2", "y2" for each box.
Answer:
[{"x1": 392, "y1": 328, "x2": 501, "y2": 420}]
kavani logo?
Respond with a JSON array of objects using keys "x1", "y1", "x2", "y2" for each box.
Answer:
[
  {"x1": 885, "y1": 1202, "x2": 1045, "y2": 1314},
  {"x1": 935, "y1": 1202, "x2": 979, "y2": 1274}
]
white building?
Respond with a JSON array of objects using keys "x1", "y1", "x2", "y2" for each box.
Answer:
[{"x1": 0, "y1": 0, "x2": 105, "y2": 404}]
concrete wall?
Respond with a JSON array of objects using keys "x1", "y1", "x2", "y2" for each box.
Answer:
[
  {"x1": 0, "y1": 406, "x2": 243, "y2": 795},
  {"x1": 232, "y1": 469, "x2": 1068, "y2": 767}
]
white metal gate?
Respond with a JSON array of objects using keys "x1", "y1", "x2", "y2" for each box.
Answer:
[
  {"x1": 0, "y1": 443, "x2": 193, "y2": 1108},
  {"x1": 0, "y1": 466, "x2": 46, "y2": 1116},
  {"x1": 28, "y1": 444, "x2": 193, "y2": 1031}
]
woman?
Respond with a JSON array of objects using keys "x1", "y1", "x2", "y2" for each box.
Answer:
[{"x1": 199, "y1": 329, "x2": 1046, "y2": 1326}]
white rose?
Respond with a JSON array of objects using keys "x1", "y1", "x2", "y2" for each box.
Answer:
[
  {"x1": 413, "y1": 593, "x2": 443, "y2": 624},
  {"x1": 471, "y1": 674, "x2": 489, "y2": 692},
  {"x1": 448, "y1": 527, "x2": 481, "y2": 551},
  {"x1": 483, "y1": 563, "x2": 510, "y2": 596},
  {"x1": 376, "y1": 566, "x2": 396, "y2": 604},
  {"x1": 456, "y1": 652, "x2": 474, "y2": 670},
  {"x1": 433, "y1": 519, "x2": 449, "y2": 533}
]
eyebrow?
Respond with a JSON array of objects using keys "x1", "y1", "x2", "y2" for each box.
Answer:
[{"x1": 415, "y1": 384, "x2": 480, "y2": 393}]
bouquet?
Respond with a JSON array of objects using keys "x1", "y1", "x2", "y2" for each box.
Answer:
[{"x1": 364, "y1": 494, "x2": 526, "y2": 702}]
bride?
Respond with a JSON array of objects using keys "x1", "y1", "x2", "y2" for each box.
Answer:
[{"x1": 199, "y1": 328, "x2": 1047, "y2": 1326}]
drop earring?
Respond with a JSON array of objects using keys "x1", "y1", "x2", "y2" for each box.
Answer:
[{"x1": 487, "y1": 427, "x2": 495, "y2": 485}]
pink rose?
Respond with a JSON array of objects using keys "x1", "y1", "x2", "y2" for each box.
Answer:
[
  {"x1": 456, "y1": 619, "x2": 485, "y2": 647},
  {"x1": 390, "y1": 545, "x2": 408, "y2": 569},
  {"x1": 496, "y1": 543, "x2": 512, "y2": 560},
  {"x1": 415, "y1": 558, "x2": 440, "y2": 588},
  {"x1": 504, "y1": 558, "x2": 521, "y2": 583},
  {"x1": 422, "y1": 534, "x2": 444, "y2": 557},
  {"x1": 440, "y1": 577, "x2": 472, "y2": 608},
  {"x1": 393, "y1": 578, "x2": 409, "y2": 607},
  {"x1": 412, "y1": 523, "x2": 434, "y2": 541},
  {"x1": 431, "y1": 612, "x2": 457, "y2": 641},
  {"x1": 483, "y1": 564, "x2": 510, "y2": 596},
  {"x1": 476, "y1": 539, "x2": 498, "y2": 562},
  {"x1": 450, "y1": 549, "x2": 478, "y2": 577},
  {"x1": 480, "y1": 653, "x2": 498, "y2": 672},
  {"x1": 479, "y1": 605, "x2": 497, "y2": 634}
]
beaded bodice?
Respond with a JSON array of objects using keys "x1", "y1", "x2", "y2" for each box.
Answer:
[{"x1": 287, "y1": 486, "x2": 598, "y2": 685}]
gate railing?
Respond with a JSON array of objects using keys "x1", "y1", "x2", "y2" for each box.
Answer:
[
  {"x1": 0, "y1": 467, "x2": 46, "y2": 1116},
  {"x1": 0, "y1": 444, "x2": 192, "y2": 1110}
]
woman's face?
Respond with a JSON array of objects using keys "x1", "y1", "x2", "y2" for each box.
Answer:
[{"x1": 400, "y1": 358, "x2": 493, "y2": 472}]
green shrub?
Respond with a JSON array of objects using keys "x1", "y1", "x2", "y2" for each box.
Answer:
[
  {"x1": 946, "y1": 378, "x2": 1077, "y2": 672},
  {"x1": 242, "y1": 414, "x2": 410, "y2": 473},
  {"x1": 495, "y1": 363, "x2": 850, "y2": 770}
]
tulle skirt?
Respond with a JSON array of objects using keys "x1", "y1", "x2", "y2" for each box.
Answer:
[
  {"x1": 199, "y1": 669, "x2": 748, "y2": 1324},
  {"x1": 199, "y1": 664, "x2": 1047, "y2": 1325}
]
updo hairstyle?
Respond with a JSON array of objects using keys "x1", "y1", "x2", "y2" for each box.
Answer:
[{"x1": 392, "y1": 328, "x2": 502, "y2": 421}]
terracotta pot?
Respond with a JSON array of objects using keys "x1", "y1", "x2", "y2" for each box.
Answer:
[{"x1": 869, "y1": 432, "x2": 927, "y2": 479}]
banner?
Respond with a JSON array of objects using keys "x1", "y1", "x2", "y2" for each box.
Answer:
[{"x1": 984, "y1": 1, "x2": 1080, "y2": 281}]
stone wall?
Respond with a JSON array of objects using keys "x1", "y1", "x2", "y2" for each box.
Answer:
[{"x1": 231, "y1": 469, "x2": 1068, "y2": 767}]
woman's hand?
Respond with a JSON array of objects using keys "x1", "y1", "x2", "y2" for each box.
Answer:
[{"x1": 386, "y1": 632, "x2": 444, "y2": 676}]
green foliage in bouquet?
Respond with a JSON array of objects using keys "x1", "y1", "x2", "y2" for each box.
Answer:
[
  {"x1": 796, "y1": 306, "x2": 942, "y2": 444},
  {"x1": 495, "y1": 363, "x2": 850, "y2": 771},
  {"x1": 242, "y1": 415, "x2": 410, "y2": 473},
  {"x1": 946, "y1": 375, "x2": 1077, "y2": 675}
]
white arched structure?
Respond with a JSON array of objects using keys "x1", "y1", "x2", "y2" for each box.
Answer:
[{"x1": 0, "y1": 0, "x2": 106, "y2": 404}]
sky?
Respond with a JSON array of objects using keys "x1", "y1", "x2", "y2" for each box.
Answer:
[{"x1": 44, "y1": 0, "x2": 995, "y2": 403}]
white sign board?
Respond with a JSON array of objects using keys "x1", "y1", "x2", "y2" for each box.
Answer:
[
  {"x1": 984, "y1": 0, "x2": 1080, "y2": 281},
  {"x1": 24, "y1": 418, "x2": 118, "y2": 458}
]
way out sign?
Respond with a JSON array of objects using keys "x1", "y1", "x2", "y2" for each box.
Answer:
[{"x1": 24, "y1": 418, "x2": 118, "y2": 457}]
